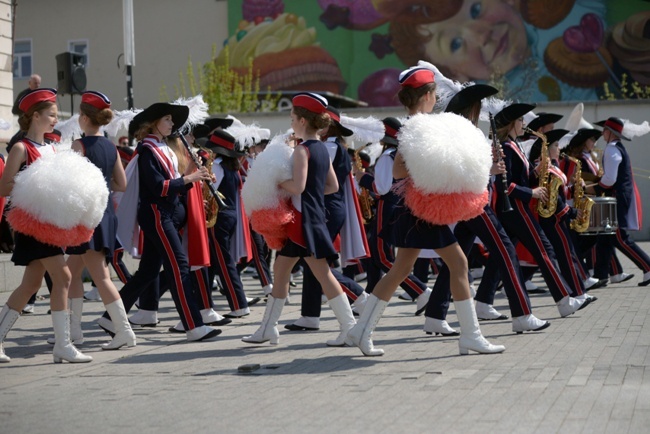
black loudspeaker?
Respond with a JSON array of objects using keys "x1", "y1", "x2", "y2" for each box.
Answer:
[{"x1": 55, "y1": 52, "x2": 87, "y2": 95}]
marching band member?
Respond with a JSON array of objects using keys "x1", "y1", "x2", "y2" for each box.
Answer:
[
  {"x1": 203, "y1": 129, "x2": 257, "y2": 318},
  {"x1": 348, "y1": 66, "x2": 505, "y2": 356},
  {"x1": 355, "y1": 117, "x2": 433, "y2": 314},
  {"x1": 528, "y1": 129, "x2": 596, "y2": 305},
  {"x1": 420, "y1": 74, "x2": 549, "y2": 335},
  {"x1": 492, "y1": 102, "x2": 590, "y2": 317},
  {"x1": 99, "y1": 102, "x2": 221, "y2": 342},
  {"x1": 242, "y1": 92, "x2": 357, "y2": 347},
  {"x1": 588, "y1": 117, "x2": 650, "y2": 287},
  {"x1": 285, "y1": 106, "x2": 369, "y2": 333},
  {"x1": 561, "y1": 128, "x2": 632, "y2": 286},
  {"x1": 0, "y1": 88, "x2": 93, "y2": 363},
  {"x1": 59, "y1": 91, "x2": 136, "y2": 350}
]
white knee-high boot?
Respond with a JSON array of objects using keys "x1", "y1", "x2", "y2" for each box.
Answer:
[
  {"x1": 345, "y1": 294, "x2": 387, "y2": 356},
  {"x1": 0, "y1": 305, "x2": 21, "y2": 363},
  {"x1": 326, "y1": 294, "x2": 356, "y2": 347},
  {"x1": 455, "y1": 299, "x2": 505, "y2": 355},
  {"x1": 242, "y1": 295, "x2": 285, "y2": 344},
  {"x1": 47, "y1": 298, "x2": 84, "y2": 345},
  {"x1": 52, "y1": 310, "x2": 92, "y2": 363},
  {"x1": 102, "y1": 299, "x2": 137, "y2": 350}
]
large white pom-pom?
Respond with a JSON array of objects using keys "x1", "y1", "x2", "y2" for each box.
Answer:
[
  {"x1": 242, "y1": 138, "x2": 294, "y2": 214},
  {"x1": 8, "y1": 150, "x2": 109, "y2": 246},
  {"x1": 398, "y1": 113, "x2": 491, "y2": 195}
]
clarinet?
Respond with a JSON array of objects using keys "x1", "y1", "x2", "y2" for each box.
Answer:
[
  {"x1": 489, "y1": 113, "x2": 513, "y2": 213},
  {"x1": 177, "y1": 132, "x2": 229, "y2": 210}
]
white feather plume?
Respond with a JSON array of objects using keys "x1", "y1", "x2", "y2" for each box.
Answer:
[
  {"x1": 227, "y1": 115, "x2": 244, "y2": 127},
  {"x1": 340, "y1": 115, "x2": 385, "y2": 146},
  {"x1": 479, "y1": 97, "x2": 511, "y2": 122},
  {"x1": 105, "y1": 108, "x2": 141, "y2": 138},
  {"x1": 0, "y1": 119, "x2": 10, "y2": 130},
  {"x1": 259, "y1": 128, "x2": 271, "y2": 140},
  {"x1": 362, "y1": 142, "x2": 383, "y2": 166},
  {"x1": 417, "y1": 60, "x2": 472, "y2": 112},
  {"x1": 623, "y1": 120, "x2": 650, "y2": 138},
  {"x1": 225, "y1": 122, "x2": 264, "y2": 150},
  {"x1": 398, "y1": 113, "x2": 491, "y2": 195},
  {"x1": 242, "y1": 138, "x2": 294, "y2": 215},
  {"x1": 11, "y1": 149, "x2": 108, "y2": 229},
  {"x1": 173, "y1": 95, "x2": 209, "y2": 132},
  {"x1": 56, "y1": 114, "x2": 82, "y2": 142}
]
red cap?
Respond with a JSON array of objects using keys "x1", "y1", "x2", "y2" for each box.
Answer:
[
  {"x1": 18, "y1": 88, "x2": 57, "y2": 113},
  {"x1": 398, "y1": 67, "x2": 435, "y2": 88},
  {"x1": 81, "y1": 91, "x2": 111, "y2": 110},
  {"x1": 292, "y1": 92, "x2": 328, "y2": 114}
]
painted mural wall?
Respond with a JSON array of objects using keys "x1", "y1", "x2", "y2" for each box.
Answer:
[{"x1": 220, "y1": 0, "x2": 650, "y2": 106}]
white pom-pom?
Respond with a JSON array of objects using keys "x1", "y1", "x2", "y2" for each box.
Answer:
[
  {"x1": 11, "y1": 150, "x2": 108, "y2": 230},
  {"x1": 398, "y1": 113, "x2": 491, "y2": 195},
  {"x1": 242, "y1": 139, "x2": 294, "y2": 214}
]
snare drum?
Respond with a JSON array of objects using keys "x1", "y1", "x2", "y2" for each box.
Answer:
[{"x1": 584, "y1": 197, "x2": 618, "y2": 234}]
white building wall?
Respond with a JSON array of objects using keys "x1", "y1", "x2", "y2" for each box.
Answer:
[{"x1": 10, "y1": 0, "x2": 229, "y2": 115}]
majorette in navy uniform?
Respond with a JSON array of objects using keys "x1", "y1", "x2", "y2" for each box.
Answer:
[
  {"x1": 591, "y1": 117, "x2": 650, "y2": 286},
  {"x1": 357, "y1": 117, "x2": 432, "y2": 314},
  {"x1": 59, "y1": 90, "x2": 137, "y2": 351},
  {"x1": 0, "y1": 88, "x2": 94, "y2": 363},
  {"x1": 561, "y1": 127, "x2": 632, "y2": 285},
  {"x1": 203, "y1": 129, "x2": 257, "y2": 319},
  {"x1": 243, "y1": 92, "x2": 357, "y2": 347},
  {"x1": 422, "y1": 82, "x2": 548, "y2": 335},
  {"x1": 348, "y1": 65, "x2": 504, "y2": 356},
  {"x1": 491, "y1": 102, "x2": 594, "y2": 317},
  {"x1": 285, "y1": 106, "x2": 368, "y2": 332},
  {"x1": 104, "y1": 102, "x2": 221, "y2": 342},
  {"x1": 528, "y1": 129, "x2": 595, "y2": 305}
]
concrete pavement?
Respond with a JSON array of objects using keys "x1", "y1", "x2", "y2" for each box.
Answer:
[{"x1": 1, "y1": 244, "x2": 650, "y2": 433}]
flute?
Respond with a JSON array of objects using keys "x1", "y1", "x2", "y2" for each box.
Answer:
[
  {"x1": 489, "y1": 113, "x2": 513, "y2": 213},
  {"x1": 177, "y1": 132, "x2": 229, "y2": 210}
]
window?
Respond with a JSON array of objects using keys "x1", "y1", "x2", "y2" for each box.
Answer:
[
  {"x1": 13, "y1": 39, "x2": 32, "y2": 79},
  {"x1": 68, "y1": 40, "x2": 89, "y2": 67}
]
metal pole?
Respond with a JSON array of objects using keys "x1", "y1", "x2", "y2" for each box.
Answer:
[{"x1": 126, "y1": 65, "x2": 134, "y2": 109}]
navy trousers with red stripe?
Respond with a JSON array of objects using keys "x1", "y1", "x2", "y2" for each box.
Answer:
[
  {"x1": 427, "y1": 206, "x2": 532, "y2": 320},
  {"x1": 364, "y1": 200, "x2": 428, "y2": 296},
  {"x1": 136, "y1": 267, "x2": 214, "y2": 311},
  {"x1": 236, "y1": 227, "x2": 272, "y2": 288},
  {"x1": 539, "y1": 215, "x2": 585, "y2": 296},
  {"x1": 594, "y1": 228, "x2": 650, "y2": 279},
  {"x1": 497, "y1": 200, "x2": 574, "y2": 303},
  {"x1": 299, "y1": 264, "x2": 364, "y2": 317},
  {"x1": 208, "y1": 213, "x2": 248, "y2": 312},
  {"x1": 104, "y1": 204, "x2": 204, "y2": 330}
]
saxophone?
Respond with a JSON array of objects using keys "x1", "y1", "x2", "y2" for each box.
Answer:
[
  {"x1": 354, "y1": 144, "x2": 374, "y2": 223},
  {"x1": 566, "y1": 155, "x2": 595, "y2": 233},
  {"x1": 525, "y1": 128, "x2": 561, "y2": 218},
  {"x1": 201, "y1": 148, "x2": 219, "y2": 228}
]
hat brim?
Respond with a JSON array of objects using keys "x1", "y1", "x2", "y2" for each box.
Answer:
[
  {"x1": 495, "y1": 103, "x2": 536, "y2": 129},
  {"x1": 338, "y1": 123, "x2": 354, "y2": 137},
  {"x1": 129, "y1": 103, "x2": 189, "y2": 137},
  {"x1": 206, "y1": 143, "x2": 246, "y2": 158},
  {"x1": 563, "y1": 129, "x2": 602, "y2": 152},
  {"x1": 526, "y1": 113, "x2": 563, "y2": 132},
  {"x1": 533, "y1": 129, "x2": 569, "y2": 149},
  {"x1": 444, "y1": 84, "x2": 498, "y2": 114},
  {"x1": 605, "y1": 126, "x2": 630, "y2": 141}
]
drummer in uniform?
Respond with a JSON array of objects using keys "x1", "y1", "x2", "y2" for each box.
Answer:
[{"x1": 587, "y1": 117, "x2": 650, "y2": 286}]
